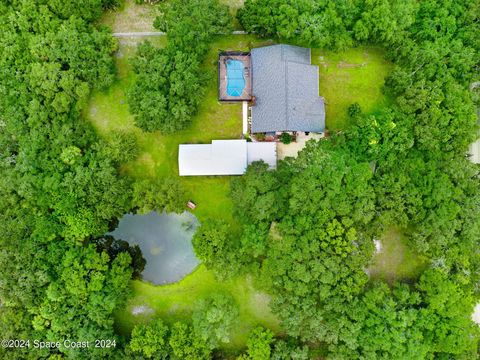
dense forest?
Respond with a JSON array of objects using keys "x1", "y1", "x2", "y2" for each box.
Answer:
[
  {"x1": 232, "y1": 0, "x2": 480, "y2": 358},
  {"x1": 0, "y1": 0, "x2": 479, "y2": 359}
]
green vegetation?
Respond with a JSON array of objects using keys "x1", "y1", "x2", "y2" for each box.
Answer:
[
  {"x1": 128, "y1": 0, "x2": 232, "y2": 133},
  {"x1": 86, "y1": 25, "x2": 277, "y2": 354},
  {"x1": 337, "y1": 269, "x2": 479, "y2": 359},
  {"x1": 312, "y1": 47, "x2": 393, "y2": 130},
  {"x1": 192, "y1": 293, "x2": 239, "y2": 348},
  {"x1": 368, "y1": 228, "x2": 428, "y2": 283},
  {"x1": 221, "y1": 0, "x2": 480, "y2": 358},
  {"x1": 127, "y1": 318, "x2": 170, "y2": 358},
  {"x1": 132, "y1": 177, "x2": 187, "y2": 214},
  {"x1": 241, "y1": 327, "x2": 274, "y2": 360},
  {"x1": 279, "y1": 132, "x2": 292, "y2": 144},
  {"x1": 99, "y1": 0, "x2": 158, "y2": 32},
  {"x1": 0, "y1": 2, "x2": 135, "y2": 358},
  {"x1": 1, "y1": 0, "x2": 479, "y2": 359},
  {"x1": 230, "y1": 144, "x2": 377, "y2": 341},
  {"x1": 86, "y1": 35, "x2": 264, "y2": 225},
  {"x1": 220, "y1": 0, "x2": 245, "y2": 30},
  {"x1": 115, "y1": 266, "x2": 281, "y2": 349}
]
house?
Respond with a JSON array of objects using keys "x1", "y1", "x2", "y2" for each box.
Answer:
[
  {"x1": 219, "y1": 45, "x2": 326, "y2": 134},
  {"x1": 250, "y1": 45, "x2": 325, "y2": 134},
  {"x1": 179, "y1": 45, "x2": 325, "y2": 177},
  {"x1": 178, "y1": 140, "x2": 276, "y2": 176}
]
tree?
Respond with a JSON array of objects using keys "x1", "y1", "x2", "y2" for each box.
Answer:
[
  {"x1": 353, "y1": 0, "x2": 418, "y2": 45},
  {"x1": 128, "y1": 0, "x2": 232, "y2": 133},
  {"x1": 192, "y1": 293, "x2": 239, "y2": 348},
  {"x1": 332, "y1": 270, "x2": 479, "y2": 359},
  {"x1": 192, "y1": 219, "x2": 241, "y2": 279},
  {"x1": 31, "y1": 244, "x2": 132, "y2": 359},
  {"x1": 132, "y1": 177, "x2": 186, "y2": 214},
  {"x1": 238, "y1": 0, "x2": 354, "y2": 49},
  {"x1": 93, "y1": 235, "x2": 146, "y2": 279},
  {"x1": 230, "y1": 161, "x2": 288, "y2": 224},
  {"x1": 169, "y1": 322, "x2": 211, "y2": 360},
  {"x1": 0, "y1": 2, "x2": 136, "y2": 358},
  {"x1": 128, "y1": 43, "x2": 203, "y2": 133},
  {"x1": 239, "y1": 223, "x2": 270, "y2": 260},
  {"x1": 271, "y1": 339, "x2": 309, "y2": 360},
  {"x1": 155, "y1": 0, "x2": 231, "y2": 55},
  {"x1": 128, "y1": 319, "x2": 170, "y2": 359},
  {"x1": 231, "y1": 142, "x2": 377, "y2": 342},
  {"x1": 244, "y1": 327, "x2": 274, "y2": 360},
  {"x1": 192, "y1": 220, "x2": 230, "y2": 268}
]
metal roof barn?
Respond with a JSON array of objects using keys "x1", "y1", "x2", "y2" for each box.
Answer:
[{"x1": 179, "y1": 140, "x2": 276, "y2": 176}]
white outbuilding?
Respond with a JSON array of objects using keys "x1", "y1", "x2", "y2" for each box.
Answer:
[{"x1": 179, "y1": 140, "x2": 276, "y2": 176}]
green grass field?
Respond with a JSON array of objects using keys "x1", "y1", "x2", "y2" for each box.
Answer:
[
  {"x1": 312, "y1": 47, "x2": 393, "y2": 131},
  {"x1": 115, "y1": 265, "x2": 281, "y2": 350},
  {"x1": 99, "y1": 0, "x2": 158, "y2": 33},
  {"x1": 368, "y1": 228, "x2": 428, "y2": 284}
]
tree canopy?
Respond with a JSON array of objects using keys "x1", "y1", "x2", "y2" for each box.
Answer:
[
  {"x1": 127, "y1": 0, "x2": 232, "y2": 133},
  {"x1": 0, "y1": 1, "x2": 136, "y2": 358},
  {"x1": 1, "y1": 0, "x2": 479, "y2": 358}
]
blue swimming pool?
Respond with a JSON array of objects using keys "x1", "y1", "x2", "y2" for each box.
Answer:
[{"x1": 226, "y1": 59, "x2": 246, "y2": 97}]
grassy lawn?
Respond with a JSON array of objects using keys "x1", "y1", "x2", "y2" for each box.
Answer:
[
  {"x1": 99, "y1": 0, "x2": 158, "y2": 33},
  {"x1": 85, "y1": 34, "x2": 280, "y2": 351},
  {"x1": 368, "y1": 228, "x2": 428, "y2": 284},
  {"x1": 311, "y1": 47, "x2": 393, "y2": 131},
  {"x1": 115, "y1": 265, "x2": 281, "y2": 350}
]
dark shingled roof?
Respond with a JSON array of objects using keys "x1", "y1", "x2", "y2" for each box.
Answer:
[{"x1": 251, "y1": 45, "x2": 325, "y2": 133}]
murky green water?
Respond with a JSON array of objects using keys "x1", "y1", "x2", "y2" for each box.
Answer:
[{"x1": 109, "y1": 211, "x2": 200, "y2": 285}]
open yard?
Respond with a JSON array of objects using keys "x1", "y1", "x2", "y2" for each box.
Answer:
[
  {"x1": 85, "y1": 35, "x2": 271, "y2": 224},
  {"x1": 99, "y1": 0, "x2": 158, "y2": 33},
  {"x1": 367, "y1": 228, "x2": 428, "y2": 284},
  {"x1": 312, "y1": 47, "x2": 393, "y2": 131},
  {"x1": 115, "y1": 266, "x2": 281, "y2": 351}
]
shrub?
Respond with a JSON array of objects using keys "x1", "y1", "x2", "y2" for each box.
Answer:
[
  {"x1": 280, "y1": 132, "x2": 292, "y2": 144},
  {"x1": 348, "y1": 102, "x2": 362, "y2": 118}
]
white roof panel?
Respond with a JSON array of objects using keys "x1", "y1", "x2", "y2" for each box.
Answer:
[
  {"x1": 179, "y1": 140, "x2": 247, "y2": 176},
  {"x1": 247, "y1": 142, "x2": 277, "y2": 169}
]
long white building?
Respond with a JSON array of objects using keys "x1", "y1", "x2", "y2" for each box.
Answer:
[{"x1": 178, "y1": 140, "x2": 276, "y2": 176}]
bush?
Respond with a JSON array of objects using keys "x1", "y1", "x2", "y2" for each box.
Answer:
[
  {"x1": 348, "y1": 103, "x2": 362, "y2": 118},
  {"x1": 279, "y1": 132, "x2": 292, "y2": 144}
]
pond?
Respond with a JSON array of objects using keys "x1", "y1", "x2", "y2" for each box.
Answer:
[{"x1": 109, "y1": 211, "x2": 200, "y2": 285}]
